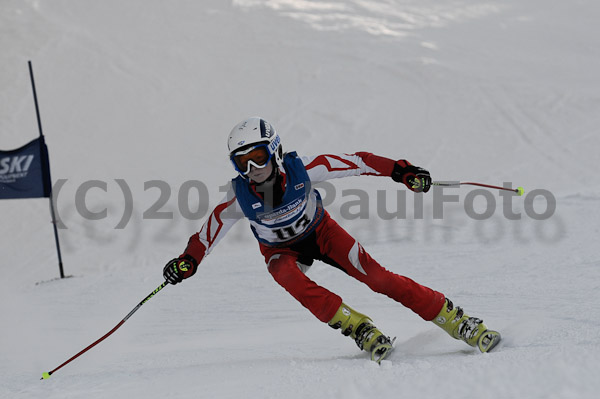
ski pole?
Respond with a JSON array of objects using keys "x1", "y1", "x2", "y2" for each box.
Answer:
[
  {"x1": 432, "y1": 181, "x2": 524, "y2": 196},
  {"x1": 41, "y1": 281, "x2": 168, "y2": 380}
]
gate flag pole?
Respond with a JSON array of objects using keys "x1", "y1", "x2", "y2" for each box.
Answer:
[{"x1": 28, "y1": 60, "x2": 65, "y2": 279}]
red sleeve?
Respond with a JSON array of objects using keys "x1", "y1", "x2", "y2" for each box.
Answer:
[
  {"x1": 180, "y1": 232, "x2": 207, "y2": 264},
  {"x1": 354, "y1": 152, "x2": 397, "y2": 176},
  {"x1": 179, "y1": 194, "x2": 240, "y2": 263}
]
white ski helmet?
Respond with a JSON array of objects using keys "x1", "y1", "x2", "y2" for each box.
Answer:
[{"x1": 228, "y1": 117, "x2": 283, "y2": 176}]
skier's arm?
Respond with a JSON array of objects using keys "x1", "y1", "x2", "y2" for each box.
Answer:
[
  {"x1": 302, "y1": 152, "x2": 394, "y2": 180},
  {"x1": 163, "y1": 187, "x2": 243, "y2": 284},
  {"x1": 302, "y1": 152, "x2": 431, "y2": 192}
]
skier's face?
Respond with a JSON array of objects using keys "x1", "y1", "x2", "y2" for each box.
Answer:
[{"x1": 248, "y1": 160, "x2": 273, "y2": 183}]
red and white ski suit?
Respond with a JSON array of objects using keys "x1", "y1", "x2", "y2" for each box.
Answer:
[{"x1": 182, "y1": 152, "x2": 445, "y2": 324}]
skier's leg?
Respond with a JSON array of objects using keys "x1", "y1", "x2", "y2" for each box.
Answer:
[
  {"x1": 316, "y1": 212, "x2": 501, "y2": 352},
  {"x1": 261, "y1": 247, "x2": 342, "y2": 323},
  {"x1": 315, "y1": 213, "x2": 445, "y2": 321},
  {"x1": 260, "y1": 245, "x2": 394, "y2": 360}
]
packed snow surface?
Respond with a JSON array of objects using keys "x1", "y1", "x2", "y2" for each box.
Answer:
[{"x1": 1, "y1": 1, "x2": 599, "y2": 398}]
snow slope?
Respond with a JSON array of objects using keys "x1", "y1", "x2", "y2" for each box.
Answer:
[{"x1": 1, "y1": 0, "x2": 600, "y2": 398}]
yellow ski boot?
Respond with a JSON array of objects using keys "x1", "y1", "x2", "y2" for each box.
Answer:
[
  {"x1": 433, "y1": 298, "x2": 501, "y2": 353},
  {"x1": 328, "y1": 303, "x2": 395, "y2": 363}
]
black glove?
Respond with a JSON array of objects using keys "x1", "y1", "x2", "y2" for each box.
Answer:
[
  {"x1": 163, "y1": 254, "x2": 198, "y2": 285},
  {"x1": 391, "y1": 160, "x2": 432, "y2": 193}
]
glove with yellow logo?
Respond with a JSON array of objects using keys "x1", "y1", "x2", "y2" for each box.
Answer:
[
  {"x1": 163, "y1": 255, "x2": 199, "y2": 285},
  {"x1": 391, "y1": 160, "x2": 432, "y2": 193}
]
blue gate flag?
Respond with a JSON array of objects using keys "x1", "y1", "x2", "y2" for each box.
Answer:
[{"x1": 0, "y1": 136, "x2": 52, "y2": 199}]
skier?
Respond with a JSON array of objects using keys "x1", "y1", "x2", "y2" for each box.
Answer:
[{"x1": 163, "y1": 117, "x2": 500, "y2": 362}]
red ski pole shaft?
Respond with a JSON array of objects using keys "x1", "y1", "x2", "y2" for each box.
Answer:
[
  {"x1": 41, "y1": 281, "x2": 168, "y2": 380},
  {"x1": 432, "y1": 181, "x2": 524, "y2": 196}
]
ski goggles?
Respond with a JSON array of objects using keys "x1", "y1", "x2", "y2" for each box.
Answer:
[{"x1": 230, "y1": 144, "x2": 273, "y2": 175}]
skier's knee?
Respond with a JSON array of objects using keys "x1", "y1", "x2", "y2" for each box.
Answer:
[{"x1": 267, "y1": 255, "x2": 299, "y2": 285}]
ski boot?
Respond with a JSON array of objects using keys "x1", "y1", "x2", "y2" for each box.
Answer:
[
  {"x1": 432, "y1": 298, "x2": 501, "y2": 353},
  {"x1": 328, "y1": 303, "x2": 395, "y2": 363}
]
